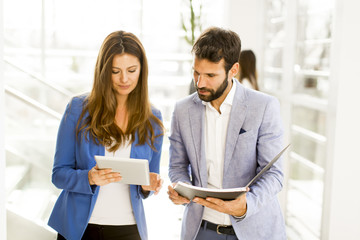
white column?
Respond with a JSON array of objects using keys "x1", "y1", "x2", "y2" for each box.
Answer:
[
  {"x1": 223, "y1": 0, "x2": 263, "y2": 55},
  {"x1": 0, "y1": 0, "x2": 7, "y2": 238},
  {"x1": 323, "y1": 0, "x2": 360, "y2": 239}
]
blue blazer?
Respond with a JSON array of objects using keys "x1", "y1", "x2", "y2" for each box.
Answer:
[
  {"x1": 168, "y1": 80, "x2": 286, "y2": 240},
  {"x1": 48, "y1": 95, "x2": 163, "y2": 240}
]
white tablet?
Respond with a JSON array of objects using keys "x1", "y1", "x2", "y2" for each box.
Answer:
[{"x1": 94, "y1": 155, "x2": 150, "y2": 185}]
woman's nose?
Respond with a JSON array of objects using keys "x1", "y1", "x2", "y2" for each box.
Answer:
[{"x1": 119, "y1": 72, "x2": 128, "y2": 83}]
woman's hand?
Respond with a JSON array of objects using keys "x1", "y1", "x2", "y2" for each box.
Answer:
[
  {"x1": 88, "y1": 165, "x2": 122, "y2": 186},
  {"x1": 141, "y1": 173, "x2": 163, "y2": 195}
]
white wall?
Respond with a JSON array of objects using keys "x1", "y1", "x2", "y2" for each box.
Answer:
[
  {"x1": 223, "y1": 0, "x2": 264, "y2": 57},
  {"x1": 324, "y1": 0, "x2": 360, "y2": 239},
  {"x1": 0, "y1": 0, "x2": 7, "y2": 238}
]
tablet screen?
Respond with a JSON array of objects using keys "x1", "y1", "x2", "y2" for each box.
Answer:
[{"x1": 94, "y1": 156, "x2": 150, "y2": 185}]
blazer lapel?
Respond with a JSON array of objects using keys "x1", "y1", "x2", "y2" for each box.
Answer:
[
  {"x1": 224, "y1": 82, "x2": 247, "y2": 176},
  {"x1": 188, "y1": 95, "x2": 208, "y2": 187}
]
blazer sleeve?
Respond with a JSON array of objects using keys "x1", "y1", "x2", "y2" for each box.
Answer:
[
  {"x1": 243, "y1": 96, "x2": 284, "y2": 219},
  {"x1": 51, "y1": 97, "x2": 95, "y2": 195},
  {"x1": 137, "y1": 108, "x2": 164, "y2": 199},
  {"x1": 168, "y1": 102, "x2": 192, "y2": 184}
]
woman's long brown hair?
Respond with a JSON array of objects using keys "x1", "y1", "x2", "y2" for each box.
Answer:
[
  {"x1": 239, "y1": 50, "x2": 259, "y2": 90},
  {"x1": 76, "y1": 31, "x2": 164, "y2": 152}
]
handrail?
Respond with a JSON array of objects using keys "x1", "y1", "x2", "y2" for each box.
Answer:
[
  {"x1": 4, "y1": 57, "x2": 73, "y2": 98},
  {"x1": 5, "y1": 85, "x2": 62, "y2": 120}
]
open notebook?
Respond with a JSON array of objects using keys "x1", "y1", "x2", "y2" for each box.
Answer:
[{"x1": 174, "y1": 144, "x2": 290, "y2": 200}]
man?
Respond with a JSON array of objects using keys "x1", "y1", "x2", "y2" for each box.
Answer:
[{"x1": 167, "y1": 27, "x2": 286, "y2": 240}]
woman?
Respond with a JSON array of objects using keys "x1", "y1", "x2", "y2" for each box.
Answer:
[
  {"x1": 48, "y1": 31, "x2": 164, "y2": 240},
  {"x1": 236, "y1": 49, "x2": 259, "y2": 90}
]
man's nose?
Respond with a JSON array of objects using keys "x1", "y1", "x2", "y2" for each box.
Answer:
[{"x1": 196, "y1": 75, "x2": 206, "y2": 88}]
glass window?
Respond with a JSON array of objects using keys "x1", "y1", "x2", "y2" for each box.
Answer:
[
  {"x1": 292, "y1": 106, "x2": 326, "y2": 136},
  {"x1": 263, "y1": 0, "x2": 334, "y2": 239},
  {"x1": 286, "y1": 157, "x2": 324, "y2": 240},
  {"x1": 262, "y1": 0, "x2": 287, "y2": 92},
  {"x1": 291, "y1": 131, "x2": 326, "y2": 168}
]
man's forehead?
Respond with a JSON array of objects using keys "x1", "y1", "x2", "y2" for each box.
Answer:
[{"x1": 193, "y1": 57, "x2": 226, "y2": 72}]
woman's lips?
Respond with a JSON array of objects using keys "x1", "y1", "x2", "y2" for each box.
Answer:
[{"x1": 118, "y1": 85, "x2": 130, "y2": 89}]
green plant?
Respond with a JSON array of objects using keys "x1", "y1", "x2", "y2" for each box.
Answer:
[{"x1": 181, "y1": 0, "x2": 202, "y2": 45}]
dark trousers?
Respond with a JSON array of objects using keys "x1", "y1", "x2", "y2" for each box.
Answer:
[{"x1": 57, "y1": 224, "x2": 141, "y2": 240}]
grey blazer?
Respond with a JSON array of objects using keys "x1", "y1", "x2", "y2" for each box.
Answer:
[{"x1": 168, "y1": 80, "x2": 287, "y2": 240}]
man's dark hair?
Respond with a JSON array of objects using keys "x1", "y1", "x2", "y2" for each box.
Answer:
[{"x1": 192, "y1": 27, "x2": 241, "y2": 73}]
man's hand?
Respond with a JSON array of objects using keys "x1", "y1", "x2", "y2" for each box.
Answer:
[
  {"x1": 141, "y1": 173, "x2": 163, "y2": 195},
  {"x1": 88, "y1": 165, "x2": 122, "y2": 186},
  {"x1": 167, "y1": 183, "x2": 190, "y2": 205},
  {"x1": 193, "y1": 190, "x2": 248, "y2": 217}
]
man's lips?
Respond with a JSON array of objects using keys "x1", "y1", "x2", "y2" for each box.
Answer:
[{"x1": 198, "y1": 89, "x2": 210, "y2": 95}]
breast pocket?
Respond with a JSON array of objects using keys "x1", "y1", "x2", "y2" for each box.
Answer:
[{"x1": 236, "y1": 129, "x2": 257, "y2": 150}]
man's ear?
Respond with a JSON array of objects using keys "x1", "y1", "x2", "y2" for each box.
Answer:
[{"x1": 229, "y1": 62, "x2": 239, "y2": 78}]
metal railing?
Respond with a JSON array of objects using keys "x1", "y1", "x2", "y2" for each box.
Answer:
[{"x1": 4, "y1": 57, "x2": 73, "y2": 98}]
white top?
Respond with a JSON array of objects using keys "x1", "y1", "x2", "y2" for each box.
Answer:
[
  {"x1": 88, "y1": 139, "x2": 136, "y2": 225},
  {"x1": 201, "y1": 81, "x2": 236, "y2": 225},
  {"x1": 240, "y1": 77, "x2": 254, "y2": 89}
]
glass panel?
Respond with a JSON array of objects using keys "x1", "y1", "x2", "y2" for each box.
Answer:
[
  {"x1": 281, "y1": 1, "x2": 334, "y2": 239},
  {"x1": 291, "y1": 131, "x2": 326, "y2": 168},
  {"x1": 294, "y1": 0, "x2": 333, "y2": 99},
  {"x1": 295, "y1": 42, "x2": 331, "y2": 72},
  {"x1": 263, "y1": 0, "x2": 287, "y2": 92},
  {"x1": 293, "y1": 42, "x2": 331, "y2": 98},
  {"x1": 4, "y1": 64, "x2": 71, "y2": 113},
  {"x1": 267, "y1": 0, "x2": 287, "y2": 18},
  {"x1": 3, "y1": 0, "x2": 43, "y2": 73},
  {"x1": 264, "y1": 48, "x2": 283, "y2": 68},
  {"x1": 263, "y1": 72, "x2": 282, "y2": 91},
  {"x1": 266, "y1": 23, "x2": 285, "y2": 45},
  {"x1": 293, "y1": 72, "x2": 329, "y2": 99},
  {"x1": 5, "y1": 92, "x2": 60, "y2": 223},
  {"x1": 42, "y1": 0, "x2": 143, "y2": 91},
  {"x1": 297, "y1": 14, "x2": 332, "y2": 41},
  {"x1": 292, "y1": 106, "x2": 326, "y2": 136},
  {"x1": 286, "y1": 158, "x2": 323, "y2": 240}
]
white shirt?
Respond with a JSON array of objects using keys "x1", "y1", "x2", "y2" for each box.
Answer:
[
  {"x1": 202, "y1": 81, "x2": 236, "y2": 225},
  {"x1": 88, "y1": 139, "x2": 136, "y2": 225}
]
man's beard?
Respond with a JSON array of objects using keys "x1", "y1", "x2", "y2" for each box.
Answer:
[{"x1": 196, "y1": 74, "x2": 229, "y2": 102}]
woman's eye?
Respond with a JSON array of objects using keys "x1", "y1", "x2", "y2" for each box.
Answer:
[
  {"x1": 128, "y1": 69, "x2": 136, "y2": 73},
  {"x1": 112, "y1": 71, "x2": 119, "y2": 74}
]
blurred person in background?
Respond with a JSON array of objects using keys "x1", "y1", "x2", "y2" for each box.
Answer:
[
  {"x1": 235, "y1": 49, "x2": 259, "y2": 90},
  {"x1": 48, "y1": 30, "x2": 164, "y2": 240}
]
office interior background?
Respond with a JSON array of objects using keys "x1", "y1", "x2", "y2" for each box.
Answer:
[{"x1": 0, "y1": 0, "x2": 360, "y2": 239}]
